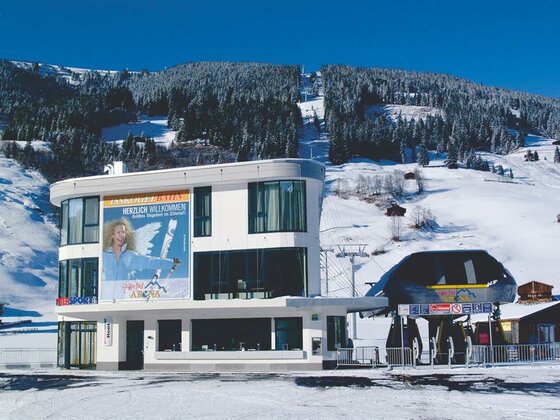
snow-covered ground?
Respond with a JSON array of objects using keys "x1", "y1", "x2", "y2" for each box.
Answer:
[
  {"x1": 11, "y1": 60, "x2": 119, "y2": 86},
  {"x1": 0, "y1": 365, "x2": 559, "y2": 419},
  {"x1": 0, "y1": 154, "x2": 58, "y2": 348},
  {"x1": 365, "y1": 104, "x2": 445, "y2": 122},
  {"x1": 101, "y1": 115, "x2": 177, "y2": 147}
]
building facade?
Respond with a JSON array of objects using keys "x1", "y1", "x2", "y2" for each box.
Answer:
[{"x1": 50, "y1": 159, "x2": 386, "y2": 371}]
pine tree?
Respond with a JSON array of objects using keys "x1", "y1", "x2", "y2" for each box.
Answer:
[
  {"x1": 417, "y1": 140, "x2": 430, "y2": 166},
  {"x1": 554, "y1": 147, "x2": 560, "y2": 163}
]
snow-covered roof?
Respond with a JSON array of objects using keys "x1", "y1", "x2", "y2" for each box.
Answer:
[{"x1": 471, "y1": 301, "x2": 560, "y2": 323}]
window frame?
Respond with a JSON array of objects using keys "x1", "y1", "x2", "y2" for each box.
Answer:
[
  {"x1": 248, "y1": 180, "x2": 307, "y2": 234},
  {"x1": 58, "y1": 257, "x2": 99, "y2": 300},
  {"x1": 327, "y1": 316, "x2": 347, "y2": 351},
  {"x1": 274, "y1": 317, "x2": 303, "y2": 350},
  {"x1": 193, "y1": 186, "x2": 212, "y2": 237},
  {"x1": 60, "y1": 196, "x2": 100, "y2": 246}
]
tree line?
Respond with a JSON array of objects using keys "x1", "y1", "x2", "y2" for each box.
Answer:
[
  {"x1": 0, "y1": 60, "x2": 300, "y2": 180},
  {"x1": 322, "y1": 65, "x2": 560, "y2": 164}
]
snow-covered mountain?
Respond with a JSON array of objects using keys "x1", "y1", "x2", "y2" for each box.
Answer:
[
  {"x1": 297, "y1": 73, "x2": 560, "y2": 300},
  {"x1": 1, "y1": 70, "x2": 559, "y2": 347}
]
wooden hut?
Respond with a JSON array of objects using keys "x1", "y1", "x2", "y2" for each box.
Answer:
[
  {"x1": 404, "y1": 172, "x2": 416, "y2": 180},
  {"x1": 518, "y1": 281, "x2": 554, "y2": 303},
  {"x1": 385, "y1": 204, "x2": 406, "y2": 217}
]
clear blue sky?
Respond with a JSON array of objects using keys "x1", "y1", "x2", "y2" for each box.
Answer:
[{"x1": 2, "y1": 0, "x2": 560, "y2": 98}]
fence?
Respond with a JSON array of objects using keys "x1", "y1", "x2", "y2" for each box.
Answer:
[
  {"x1": 385, "y1": 347, "x2": 414, "y2": 368},
  {"x1": 469, "y1": 343, "x2": 560, "y2": 366},
  {"x1": 336, "y1": 346, "x2": 379, "y2": 368},
  {"x1": 0, "y1": 348, "x2": 57, "y2": 367}
]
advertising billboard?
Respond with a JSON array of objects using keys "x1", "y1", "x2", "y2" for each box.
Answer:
[{"x1": 101, "y1": 191, "x2": 190, "y2": 301}]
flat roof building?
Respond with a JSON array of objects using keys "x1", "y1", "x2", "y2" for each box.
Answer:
[{"x1": 50, "y1": 159, "x2": 387, "y2": 371}]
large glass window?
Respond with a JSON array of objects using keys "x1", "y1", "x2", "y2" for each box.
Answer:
[
  {"x1": 327, "y1": 316, "x2": 347, "y2": 351},
  {"x1": 158, "y1": 320, "x2": 182, "y2": 351},
  {"x1": 192, "y1": 318, "x2": 271, "y2": 351},
  {"x1": 248, "y1": 180, "x2": 306, "y2": 233},
  {"x1": 58, "y1": 258, "x2": 98, "y2": 302},
  {"x1": 194, "y1": 187, "x2": 211, "y2": 237},
  {"x1": 193, "y1": 247, "x2": 307, "y2": 300},
  {"x1": 275, "y1": 318, "x2": 303, "y2": 350},
  {"x1": 57, "y1": 321, "x2": 96, "y2": 369},
  {"x1": 60, "y1": 197, "x2": 99, "y2": 245}
]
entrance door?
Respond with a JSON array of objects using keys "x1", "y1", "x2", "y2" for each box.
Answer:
[{"x1": 126, "y1": 320, "x2": 144, "y2": 370}]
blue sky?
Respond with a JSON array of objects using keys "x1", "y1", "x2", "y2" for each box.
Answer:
[{"x1": 1, "y1": 0, "x2": 560, "y2": 98}]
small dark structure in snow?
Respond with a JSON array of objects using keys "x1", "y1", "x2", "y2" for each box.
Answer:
[
  {"x1": 404, "y1": 172, "x2": 416, "y2": 180},
  {"x1": 557, "y1": 213, "x2": 560, "y2": 223},
  {"x1": 447, "y1": 162, "x2": 459, "y2": 169},
  {"x1": 0, "y1": 302, "x2": 5, "y2": 324},
  {"x1": 518, "y1": 281, "x2": 555, "y2": 303},
  {"x1": 385, "y1": 204, "x2": 406, "y2": 217},
  {"x1": 552, "y1": 140, "x2": 560, "y2": 145}
]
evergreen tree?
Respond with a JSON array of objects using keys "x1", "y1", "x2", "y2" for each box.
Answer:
[
  {"x1": 554, "y1": 147, "x2": 560, "y2": 163},
  {"x1": 417, "y1": 140, "x2": 430, "y2": 166}
]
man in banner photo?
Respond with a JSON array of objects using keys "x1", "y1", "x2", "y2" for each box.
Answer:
[{"x1": 101, "y1": 191, "x2": 190, "y2": 301}]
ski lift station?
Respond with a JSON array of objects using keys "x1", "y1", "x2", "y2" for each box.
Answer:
[{"x1": 50, "y1": 159, "x2": 388, "y2": 371}]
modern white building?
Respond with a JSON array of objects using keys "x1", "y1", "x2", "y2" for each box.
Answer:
[{"x1": 50, "y1": 159, "x2": 387, "y2": 371}]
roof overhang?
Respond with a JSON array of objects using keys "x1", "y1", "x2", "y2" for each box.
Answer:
[{"x1": 286, "y1": 296, "x2": 389, "y2": 313}]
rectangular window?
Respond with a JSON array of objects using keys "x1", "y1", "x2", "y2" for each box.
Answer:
[
  {"x1": 60, "y1": 197, "x2": 100, "y2": 245},
  {"x1": 58, "y1": 321, "x2": 96, "y2": 369},
  {"x1": 61, "y1": 201, "x2": 69, "y2": 246},
  {"x1": 58, "y1": 258, "x2": 98, "y2": 301},
  {"x1": 327, "y1": 316, "x2": 347, "y2": 351},
  {"x1": 58, "y1": 260, "x2": 68, "y2": 299},
  {"x1": 193, "y1": 247, "x2": 307, "y2": 300},
  {"x1": 275, "y1": 318, "x2": 303, "y2": 350},
  {"x1": 158, "y1": 320, "x2": 182, "y2": 351},
  {"x1": 192, "y1": 318, "x2": 271, "y2": 351},
  {"x1": 248, "y1": 180, "x2": 306, "y2": 233},
  {"x1": 194, "y1": 187, "x2": 212, "y2": 237}
]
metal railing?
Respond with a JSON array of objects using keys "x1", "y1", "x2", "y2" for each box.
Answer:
[
  {"x1": 0, "y1": 348, "x2": 57, "y2": 366},
  {"x1": 336, "y1": 346, "x2": 379, "y2": 368},
  {"x1": 469, "y1": 343, "x2": 560, "y2": 366},
  {"x1": 386, "y1": 347, "x2": 414, "y2": 368}
]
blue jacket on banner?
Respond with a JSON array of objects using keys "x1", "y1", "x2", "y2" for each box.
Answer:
[{"x1": 102, "y1": 245, "x2": 174, "y2": 282}]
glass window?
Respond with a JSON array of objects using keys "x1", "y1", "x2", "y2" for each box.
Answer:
[
  {"x1": 275, "y1": 318, "x2": 302, "y2": 350},
  {"x1": 68, "y1": 198, "x2": 83, "y2": 244},
  {"x1": 194, "y1": 187, "x2": 212, "y2": 237},
  {"x1": 192, "y1": 318, "x2": 271, "y2": 351},
  {"x1": 58, "y1": 258, "x2": 98, "y2": 301},
  {"x1": 58, "y1": 321, "x2": 96, "y2": 369},
  {"x1": 248, "y1": 180, "x2": 306, "y2": 233},
  {"x1": 327, "y1": 316, "x2": 347, "y2": 351},
  {"x1": 83, "y1": 198, "x2": 99, "y2": 242},
  {"x1": 58, "y1": 260, "x2": 68, "y2": 299},
  {"x1": 60, "y1": 197, "x2": 99, "y2": 245},
  {"x1": 61, "y1": 201, "x2": 69, "y2": 246},
  {"x1": 158, "y1": 320, "x2": 182, "y2": 351},
  {"x1": 193, "y1": 247, "x2": 307, "y2": 300}
]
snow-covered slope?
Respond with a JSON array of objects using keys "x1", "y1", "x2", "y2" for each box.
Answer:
[
  {"x1": 298, "y1": 73, "x2": 560, "y2": 301},
  {"x1": 0, "y1": 152, "x2": 59, "y2": 341},
  {"x1": 365, "y1": 104, "x2": 445, "y2": 122},
  {"x1": 11, "y1": 60, "x2": 118, "y2": 86},
  {"x1": 101, "y1": 115, "x2": 178, "y2": 146}
]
